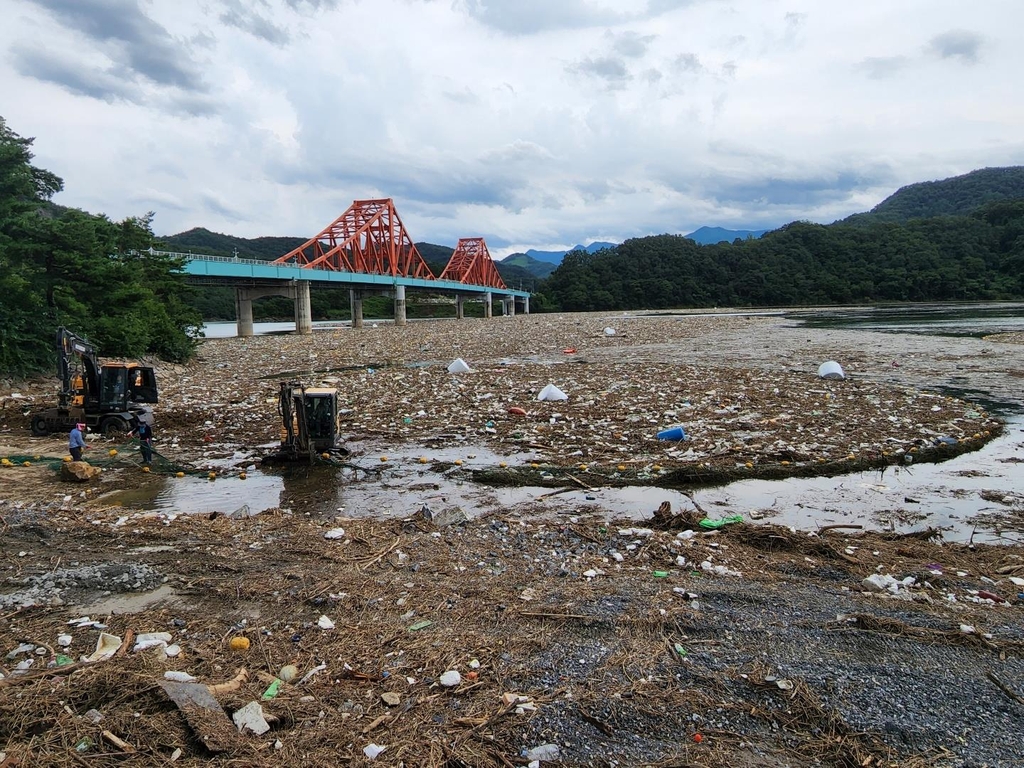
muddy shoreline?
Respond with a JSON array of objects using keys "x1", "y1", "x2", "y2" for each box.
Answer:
[{"x1": 2, "y1": 309, "x2": 1024, "y2": 767}]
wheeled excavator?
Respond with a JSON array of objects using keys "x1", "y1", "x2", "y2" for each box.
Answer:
[{"x1": 30, "y1": 327, "x2": 158, "y2": 437}]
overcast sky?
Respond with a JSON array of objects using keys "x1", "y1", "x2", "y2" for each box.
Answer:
[{"x1": 2, "y1": 0, "x2": 1022, "y2": 256}]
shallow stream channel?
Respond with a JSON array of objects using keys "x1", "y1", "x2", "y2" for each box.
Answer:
[{"x1": 111, "y1": 304, "x2": 1024, "y2": 544}]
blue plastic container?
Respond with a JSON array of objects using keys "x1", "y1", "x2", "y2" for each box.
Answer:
[{"x1": 657, "y1": 426, "x2": 687, "y2": 441}]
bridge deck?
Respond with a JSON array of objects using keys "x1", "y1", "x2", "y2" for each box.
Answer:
[{"x1": 178, "y1": 253, "x2": 531, "y2": 297}]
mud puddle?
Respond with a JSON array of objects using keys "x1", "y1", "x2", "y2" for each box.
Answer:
[{"x1": 92, "y1": 418, "x2": 1023, "y2": 544}]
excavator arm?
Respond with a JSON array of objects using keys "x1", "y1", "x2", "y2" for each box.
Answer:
[{"x1": 56, "y1": 327, "x2": 100, "y2": 410}]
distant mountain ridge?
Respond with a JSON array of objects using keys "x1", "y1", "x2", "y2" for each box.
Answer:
[
  {"x1": 845, "y1": 166, "x2": 1024, "y2": 224},
  {"x1": 683, "y1": 226, "x2": 769, "y2": 245},
  {"x1": 518, "y1": 241, "x2": 619, "y2": 265}
]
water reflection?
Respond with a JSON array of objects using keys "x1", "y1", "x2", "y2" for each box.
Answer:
[{"x1": 790, "y1": 302, "x2": 1024, "y2": 338}]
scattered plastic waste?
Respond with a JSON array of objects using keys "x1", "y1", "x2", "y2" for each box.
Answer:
[
  {"x1": 507, "y1": 406, "x2": 527, "y2": 416},
  {"x1": 446, "y1": 358, "x2": 472, "y2": 374},
  {"x1": 317, "y1": 615, "x2": 335, "y2": 630},
  {"x1": 232, "y1": 701, "x2": 271, "y2": 735},
  {"x1": 699, "y1": 515, "x2": 743, "y2": 529},
  {"x1": 537, "y1": 384, "x2": 568, "y2": 402},
  {"x1": 324, "y1": 527, "x2": 346, "y2": 539},
  {"x1": 408, "y1": 619, "x2": 434, "y2": 631},
  {"x1": 364, "y1": 743, "x2": 387, "y2": 760},
  {"x1": 603, "y1": 327, "x2": 617, "y2": 336},
  {"x1": 862, "y1": 573, "x2": 916, "y2": 594},
  {"x1": 85, "y1": 633, "x2": 122, "y2": 663},
  {"x1": 936, "y1": 436, "x2": 958, "y2": 446},
  {"x1": 297, "y1": 663, "x2": 327, "y2": 685},
  {"x1": 657, "y1": 425, "x2": 686, "y2": 441},
  {"x1": 164, "y1": 671, "x2": 197, "y2": 682},
  {"x1": 526, "y1": 743, "x2": 561, "y2": 762},
  {"x1": 134, "y1": 632, "x2": 172, "y2": 652},
  {"x1": 261, "y1": 679, "x2": 282, "y2": 700},
  {"x1": 817, "y1": 361, "x2": 845, "y2": 380},
  {"x1": 701, "y1": 561, "x2": 742, "y2": 577}
]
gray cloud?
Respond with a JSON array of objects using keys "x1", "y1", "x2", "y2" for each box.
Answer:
[
  {"x1": 696, "y1": 169, "x2": 891, "y2": 208},
  {"x1": 443, "y1": 87, "x2": 480, "y2": 105},
  {"x1": 284, "y1": 0, "x2": 340, "y2": 9},
  {"x1": 928, "y1": 30, "x2": 984, "y2": 64},
  {"x1": 220, "y1": 0, "x2": 291, "y2": 45},
  {"x1": 610, "y1": 31, "x2": 656, "y2": 59},
  {"x1": 569, "y1": 56, "x2": 632, "y2": 89},
  {"x1": 275, "y1": 149, "x2": 530, "y2": 211},
  {"x1": 461, "y1": 0, "x2": 619, "y2": 34},
  {"x1": 857, "y1": 55, "x2": 910, "y2": 80},
  {"x1": 673, "y1": 53, "x2": 703, "y2": 73},
  {"x1": 202, "y1": 193, "x2": 247, "y2": 222},
  {"x1": 24, "y1": 0, "x2": 207, "y2": 92},
  {"x1": 10, "y1": 45, "x2": 137, "y2": 102},
  {"x1": 461, "y1": 0, "x2": 702, "y2": 34}
]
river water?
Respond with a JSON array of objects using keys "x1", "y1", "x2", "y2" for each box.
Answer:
[{"x1": 152, "y1": 305, "x2": 1024, "y2": 543}]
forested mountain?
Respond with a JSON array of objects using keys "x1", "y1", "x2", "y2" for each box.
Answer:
[
  {"x1": 541, "y1": 200, "x2": 1024, "y2": 311},
  {"x1": 159, "y1": 227, "x2": 307, "y2": 261},
  {"x1": 0, "y1": 118, "x2": 200, "y2": 375},
  {"x1": 846, "y1": 167, "x2": 1024, "y2": 224},
  {"x1": 499, "y1": 252, "x2": 557, "y2": 279}
]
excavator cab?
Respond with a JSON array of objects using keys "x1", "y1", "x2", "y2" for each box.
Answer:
[
  {"x1": 266, "y1": 381, "x2": 344, "y2": 463},
  {"x1": 99, "y1": 365, "x2": 158, "y2": 409}
]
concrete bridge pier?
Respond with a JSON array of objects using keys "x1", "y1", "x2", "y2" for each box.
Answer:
[
  {"x1": 503, "y1": 295, "x2": 516, "y2": 317},
  {"x1": 235, "y1": 280, "x2": 312, "y2": 337},
  {"x1": 522, "y1": 295, "x2": 530, "y2": 314},
  {"x1": 350, "y1": 289, "x2": 364, "y2": 329},
  {"x1": 294, "y1": 280, "x2": 312, "y2": 335},
  {"x1": 235, "y1": 289, "x2": 255, "y2": 337},
  {"x1": 484, "y1": 292, "x2": 492, "y2": 318},
  {"x1": 394, "y1": 285, "x2": 407, "y2": 327},
  {"x1": 455, "y1": 295, "x2": 465, "y2": 320}
]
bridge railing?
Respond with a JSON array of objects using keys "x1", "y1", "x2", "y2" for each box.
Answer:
[{"x1": 145, "y1": 248, "x2": 269, "y2": 267}]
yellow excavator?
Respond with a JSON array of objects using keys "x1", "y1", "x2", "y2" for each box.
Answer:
[
  {"x1": 263, "y1": 381, "x2": 346, "y2": 463},
  {"x1": 30, "y1": 327, "x2": 157, "y2": 437}
]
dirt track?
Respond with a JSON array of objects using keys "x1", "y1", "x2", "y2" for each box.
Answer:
[{"x1": 2, "y1": 310, "x2": 1024, "y2": 767}]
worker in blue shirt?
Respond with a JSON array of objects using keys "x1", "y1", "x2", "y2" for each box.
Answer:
[
  {"x1": 131, "y1": 421, "x2": 154, "y2": 465},
  {"x1": 68, "y1": 422, "x2": 89, "y2": 461}
]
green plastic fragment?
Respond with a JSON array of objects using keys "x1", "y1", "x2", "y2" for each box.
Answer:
[
  {"x1": 408, "y1": 619, "x2": 434, "y2": 631},
  {"x1": 674, "y1": 643, "x2": 688, "y2": 658},
  {"x1": 698, "y1": 515, "x2": 744, "y2": 529},
  {"x1": 653, "y1": 571, "x2": 670, "y2": 578},
  {"x1": 261, "y1": 679, "x2": 282, "y2": 700},
  {"x1": 55, "y1": 654, "x2": 74, "y2": 666}
]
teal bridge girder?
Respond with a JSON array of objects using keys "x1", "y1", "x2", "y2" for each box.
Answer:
[{"x1": 178, "y1": 252, "x2": 531, "y2": 298}]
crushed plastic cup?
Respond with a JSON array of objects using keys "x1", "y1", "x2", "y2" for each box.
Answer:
[
  {"x1": 446, "y1": 358, "x2": 472, "y2": 374},
  {"x1": 657, "y1": 426, "x2": 686, "y2": 441}
]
